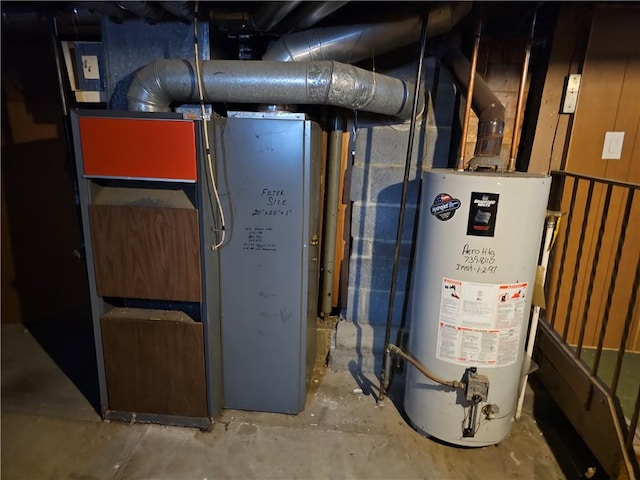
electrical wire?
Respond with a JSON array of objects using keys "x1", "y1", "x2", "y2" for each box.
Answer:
[
  {"x1": 194, "y1": 2, "x2": 226, "y2": 250},
  {"x1": 545, "y1": 113, "x2": 562, "y2": 174}
]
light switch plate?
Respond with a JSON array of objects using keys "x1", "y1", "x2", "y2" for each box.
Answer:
[{"x1": 602, "y1": 131, "x2": 625, "y2": 160}]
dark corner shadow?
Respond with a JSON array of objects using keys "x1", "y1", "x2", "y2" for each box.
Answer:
[
  {"x1": 529, "y1": 376, "x2": 607, "y2": 480},
  {"x1": 3, "y1": 138, "x2": 100, "y2": 416},
  {"x1": 348, "y1": 357, "x2": 381, "y2": 404},
  {"x1": 26, "y1": 322, "x2": 102, "y2": 416},
  {"x1": 2, "y1": 29, "x2": 100, "y2": 417}
]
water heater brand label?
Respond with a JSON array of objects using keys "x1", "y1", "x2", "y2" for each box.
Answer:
[
  {"x1": 436, "y1": 278, "x2": 528, "y2": 368},
  {"x1": 430, "y1": 193, "x2": 461, "y2": 221},
  {"x1": 467, "y1": 192, "x2": 499, "y2": 237}
]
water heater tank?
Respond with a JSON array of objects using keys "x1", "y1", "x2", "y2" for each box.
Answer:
[{"x1": 404, "y1": 169, "x2": 550, "y2": 446}]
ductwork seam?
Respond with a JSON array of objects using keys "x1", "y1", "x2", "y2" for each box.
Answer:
[{"x1": 306, "y1": 61, "x2": 333, "y2": 103}]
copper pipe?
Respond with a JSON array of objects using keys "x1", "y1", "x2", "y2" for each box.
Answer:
[
  {"x1": 456, "y1": 17, "x2": 482, "y2": 171},
  {"x1": 507, "y1": 9, "x2": 538, "y2": 172}
]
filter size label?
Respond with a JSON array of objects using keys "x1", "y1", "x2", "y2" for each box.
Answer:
[{"x1": 436, "y1": 278, "x2": 528, "y2": 368}]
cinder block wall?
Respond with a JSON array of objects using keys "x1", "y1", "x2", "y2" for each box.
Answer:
[
  {"x1": 340, "y1": 48, "x2": 526, "y2": 369},
  {"x1": 345, "y1": 58, "x2": 456, "y2": 329}
]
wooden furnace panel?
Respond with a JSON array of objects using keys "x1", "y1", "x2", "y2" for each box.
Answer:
[{"x1": 89, "y1": 205, "x2": 202, "y2": 302}]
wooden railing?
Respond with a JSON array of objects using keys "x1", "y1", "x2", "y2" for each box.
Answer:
[{"x1": 537, "y1": 170, "x2": 639, "y2": 479}]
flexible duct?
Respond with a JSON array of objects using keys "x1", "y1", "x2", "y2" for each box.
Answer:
[
  {"x1": 263, "y1": 3, "x2": 472, "y2": 63},
  {"x1": 127, "y1": 59, "x2": 420, "y2": 119},
  {"x1": 437, "y1": 42, "x2": 505, "y2": 158}
]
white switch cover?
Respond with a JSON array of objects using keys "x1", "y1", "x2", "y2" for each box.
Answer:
[
  {"x1": 602, "y1": 131, "x2": 625, "y2": 160},
  {"x1": 81, "y1": 55, "x2": 100, "y2": 80}
]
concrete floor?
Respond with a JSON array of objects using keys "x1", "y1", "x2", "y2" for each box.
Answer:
[{"x1": 2, "y1": 323, "x2": 605, "y2": 480}]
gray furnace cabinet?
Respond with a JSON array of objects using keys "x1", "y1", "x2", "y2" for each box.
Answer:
[{"x1": 216, "y1": 111, "x2": 322, "y2": 413}]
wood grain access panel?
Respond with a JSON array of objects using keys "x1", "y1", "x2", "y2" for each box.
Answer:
[
  {"x1": 89, "y1": 205, "x2": 201, "y2": 302},
  {"x1": 101, "y1": 308, "x2": 207, "y2": 417}
]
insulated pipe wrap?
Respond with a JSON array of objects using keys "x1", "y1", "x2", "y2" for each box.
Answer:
[{"x1": 127, "y1": 59, "x2": 419, "y2": 118}]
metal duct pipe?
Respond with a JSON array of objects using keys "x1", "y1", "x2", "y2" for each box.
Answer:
[
  {"x1": 127, "y1": 59, "x2": 421, "y2": 119},
  {"x1": 160, "y1": 2, "x2": 194, "y2": 23},
  {"x1": 438, "y1": 42, "x2": 505, "y2": 159},
  {"x1": 2, "y1": 6, "x2": 101, "y2": 33},
  {"x1": 263, "y1": 3, "x2": 471, "y2": 63},
  {"x1": 276, "y1": 1, "x2": 349, "y2": 33},
  {"x1": 320, "y1": 115, "x2": 345, "y2": 317},
  {"x1": 252, "y1": 1, "x2": 301, "y2": 32},
  {"x1": 116, "y1": 2, "x2": 165, "y2": 23},
  {"x1": 80, "y1": 2, "x2": 131, "y2": 22}
]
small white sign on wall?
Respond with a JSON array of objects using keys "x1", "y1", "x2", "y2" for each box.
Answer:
[
  {"x1": 81, "y1": 55, "x2": 100, "y2": 80},
  {"x1": 602, "y1": 131, "x2": 625, "y2": 160}
]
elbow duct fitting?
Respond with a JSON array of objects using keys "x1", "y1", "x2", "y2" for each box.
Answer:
[{"x1": 127, "y1": 59, "x2": 421, "y2": 119}]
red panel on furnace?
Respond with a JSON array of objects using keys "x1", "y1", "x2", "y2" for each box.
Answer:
[{"x1": 79, "y1": 117, "x2": 197, "y2": 182}]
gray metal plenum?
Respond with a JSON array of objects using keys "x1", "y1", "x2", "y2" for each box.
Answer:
[
  {"x1": 262, "y1": 3, "x2": 472, "y2": 63},
  {"x1": 437, "y1": 43, "x2": 506, "y2": 158},
  {"x1": 127, "y1": 59, "x2": 420, "y2": 119}
]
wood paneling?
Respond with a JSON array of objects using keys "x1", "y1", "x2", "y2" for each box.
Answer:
[
  {"x1": 89, "y1": 205, "x2": 201, "y2": 302},
  {"x1": 332, "y1": 133, "x2": 350, "y2": 308},
  {"x1": 564, "y1": 6, "x2": 639, "y2": 180},
  {"x1": 546, "y1": 5, "x2": 640, "y2": 351},
  {"x1": 101, "y1": 308, "x2": 207, "y2": 417},
  {"x1": 528, "y1": 5, "x2": 592, "y2": 173}
]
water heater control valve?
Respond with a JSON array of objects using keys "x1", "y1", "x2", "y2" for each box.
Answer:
[{"x1": 465, "y1": 367, "x2": 490, "y2": 403}]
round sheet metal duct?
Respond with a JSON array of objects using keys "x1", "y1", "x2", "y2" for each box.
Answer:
[
  {"x1": 263, "y1": 3, "x2": 472, "y2": 63},
  {"x1": 127, "y1": 59, "x2": 421, "y2": 119}
]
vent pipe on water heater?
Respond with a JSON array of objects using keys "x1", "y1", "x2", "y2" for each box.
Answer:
[{"x1": 437, "y1": 42, "x2": 506, "y2": 166}]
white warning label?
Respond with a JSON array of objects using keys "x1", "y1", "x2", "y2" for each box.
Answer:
[{"x1": 435, "y1": 278, "x2": 528, "y2": 368}]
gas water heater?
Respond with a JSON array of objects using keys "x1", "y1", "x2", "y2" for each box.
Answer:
[{"x1": 404, "y1": 169, "x2": 550, "y2": 446}]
